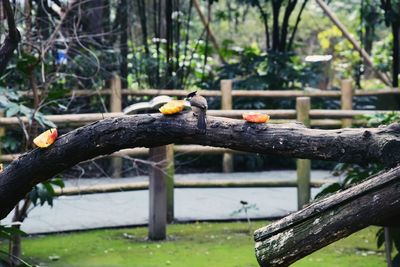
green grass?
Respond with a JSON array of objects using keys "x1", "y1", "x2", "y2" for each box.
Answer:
[{"x1": 1, "y1": 222, "x2": 386, "y2": 267}]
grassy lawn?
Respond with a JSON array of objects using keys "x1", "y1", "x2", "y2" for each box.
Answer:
[{"x1": 1, "y1": 222, "x2": 386, "y2": 267}]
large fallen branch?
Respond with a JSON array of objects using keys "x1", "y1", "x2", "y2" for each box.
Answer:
[
  {"x1": 254, "y1": 164, "x2": 400, "y2": 266},
  {"x1": 1, "y1": 113, "x2": 400, "y2": 219}
]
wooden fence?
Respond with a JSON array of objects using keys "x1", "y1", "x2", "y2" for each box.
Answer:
[{"x1": 1, "y1": 77, "x2": 400, "y2": 239}]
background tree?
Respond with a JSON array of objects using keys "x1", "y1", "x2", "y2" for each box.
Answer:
[{"x1": 380, "y1": 0, "x2": 400, "y2": 87}]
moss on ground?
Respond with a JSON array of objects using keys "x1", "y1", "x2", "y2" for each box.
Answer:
[{"x1": 1, "y1": 222, "x2": 386, "y2": 267}]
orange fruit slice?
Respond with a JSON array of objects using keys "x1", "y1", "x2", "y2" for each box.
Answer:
[
  {"x1": 33, "y1": 128, "x2": 58, "y2": 148},
  {"x1": 159, "y1": 100, "x2": 185, "y2": 115},
  {"x1": 242, "y1": 113, "x2": 270, "y2": 123}
]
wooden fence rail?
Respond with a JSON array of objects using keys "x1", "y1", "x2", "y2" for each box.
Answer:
[
  {"x1": 0, "y1": 109, "x2": 397, "y2": 126},
  {"x1": 53, "y1": 179, "x2": 332, "y2": 197}
]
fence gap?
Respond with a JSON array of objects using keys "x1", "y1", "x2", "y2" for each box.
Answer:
[{"x1": 296, "y1": 97, "x2": 311, "y2": 210}]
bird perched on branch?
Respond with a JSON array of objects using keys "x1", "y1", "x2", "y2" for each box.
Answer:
[{"x1": 186, "y1": 91, "x2": 208, "y2": 132}]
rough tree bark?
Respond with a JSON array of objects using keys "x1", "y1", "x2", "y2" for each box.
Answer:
[
  {"x1": 254, "y1": 164, "x2": 400, "y2": 266},
  {"x1": 0, "y1": 0, "x2": 20, "y2": 75},
  {"x1": 1, "y1": 113, "x2": 400, "y2": 220}
]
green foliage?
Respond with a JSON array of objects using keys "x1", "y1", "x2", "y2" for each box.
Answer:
[
  {"x1": 0, "y1": 226, "x2": 31, "y2": 267},
  {"x1": 217, "y1": 42, "x2": 319, "y2": 90},
  {"x1": 372, "y1": 35, "x2": 393, "y2": 73},
  {"x1": 314, "y1": 162, "x2": 382, "y2": 199},
  {"x1": 29, "y1": 178, "x2": 65, "y2": 207},
  {"x1": 0, "y1": 87, "x2": 56, "y2": 129},
  {"x1": 0, "y1": 226, "x2": 26, "y2": 241}
]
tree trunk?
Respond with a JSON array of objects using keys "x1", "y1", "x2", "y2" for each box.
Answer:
[
  {"x1": 119, "y1": 0, "x2": 128, "y2": 88},
  {"x1": 165, "y1": 0, "x2": 173, "y2": 88},
  {"x1": 1, "y1": 113, "x2": 400, "y2": 219},
  {"x1": 279, "y1": 0, "x2": 297, "y2": 52},
  {"x1": 0, "y1": 0, "x2": 20, "y2": 75},
  {"x1": 10, "y1": 226, "x2": 21, "y2": 266},
  {"x1": 254, "y1": 164, "x2": 400, "y2": 266},
  {"x1": 392, "y1": 22, "x2": 399, "y2": 87},
  {"x1": 271, "y1": 0, "x2": 281, "y2": 51}
]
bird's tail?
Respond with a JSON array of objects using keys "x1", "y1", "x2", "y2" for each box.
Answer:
[{"x1": 197, "y1": 110, "x2": 207, "y2": 132}]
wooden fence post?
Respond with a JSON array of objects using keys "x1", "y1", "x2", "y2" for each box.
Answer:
[
  {"x1": 341, "y1": 79, "x2": 353, "y2": 128},
  {"x1": 296, "y1": 97, "x2": 311, "y2": 210},
  {"x1": 165, "y1": 145, "x2": 175, "y2": 224},
  {"x1": 110, "y1": 75, "x2": 122, "y2": 177},
  {"x1": 221, "y1": 80, "x2": 234, "y2": 173},
  {"x1": 148, "y1": 146, "x2": 170, "y2": 240}
]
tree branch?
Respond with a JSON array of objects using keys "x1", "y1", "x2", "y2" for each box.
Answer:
[
  {"x1": 271, "y1": 0, "x2": 282, "y2": 51},
  {"x1": 254, "y1": 0, "x2": 270, "y2": 50},
  {"x1": 288, "y1": 0, "x2": 308, "y2": 51},
  {"x1": 0, "y1": 0, "x2": 20, "y2": 74},
  {"x1": 1, "y1": 113, "x2": 400, "y2": 219},
  {"x1": 279, "y1": 0, "x2": 297, "y2": 52},
  {"x1": 254, "y1": 164, "x2": 400, "y2": 266}
]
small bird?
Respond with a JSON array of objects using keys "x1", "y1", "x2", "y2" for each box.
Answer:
[{"x1": 186, "y1": 91, "x2": 208, "y2": 132}]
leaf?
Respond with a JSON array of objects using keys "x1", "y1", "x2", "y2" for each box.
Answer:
[
  {"x1": 391, "y1": 228, "x2": 400, "y2": 253},
  {"x1": 42, "y1": 182, "x2": 55, "y2": 195},
  {"x1": 393, "y1": 253, "x2": 400, "y2": 267},
  {"x1": 5, "y1": 103, "x2": 20, "y2": 117},
  {"x1": 314, "y1": 182, "x2": 342, "y2": 200},
  {"x1": 376, "y1": 227, "x2": 385, "y2": 248},
  {"x1": 29, "y1": 187, "x2": 39, "y2": 206},
  {"x1": 47, "y1": 88, "x2": 69, "y2": 100},
  {"x1": 50, "y1": 178, "x2": 65, "y2": 189},
  {"x1": 0, "y1": 95, "x2": 9, "y2": 107},
  {"x1": 34, "y1": 113, "x2": 57, "y2": 128},
  {"x1": 0, "y1": 225, "x2": 27, "y2": 239}
]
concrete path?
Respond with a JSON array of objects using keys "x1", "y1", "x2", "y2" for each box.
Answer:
[{"x1": 2, "y1": 170, "x2": 336, "y2": 234}]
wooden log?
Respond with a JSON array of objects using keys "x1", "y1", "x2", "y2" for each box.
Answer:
[
  {"x1": 110, "y1": 75, "x2": 123, "y2": 178},
  {"x1": 1, "y1": 113, "x2": 400, "y2": 219},
  {"x1": 221, "y1": 80, "x2": 234, "y2": 173},
  {"x1": 148, "y1": 146, "x2": 168, "y2": 240},
  {"x1": 53, "y1": 179, "x2": 332, "y2": 196},
  {"x1": 341, "y1": 79, "x2": 353, "y2": 128},
  {"x1": 254, "y1": 164, "x2": 400, "y2": 267},
  {"x1": 296, "y1": 97, "x2": 311, "y2": 209}
]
